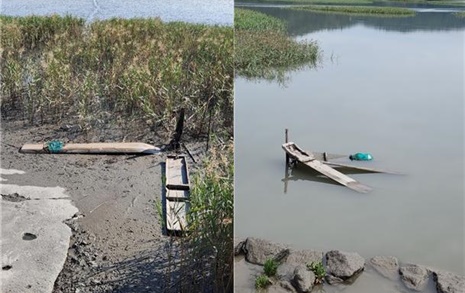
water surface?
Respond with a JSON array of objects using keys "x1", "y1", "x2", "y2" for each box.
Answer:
[
  {"x1": 0, "y1": 0, "x2": 233, "y2": 25},
  {"x1": 235, "y1": 7, "x2": 465, "y2": 278}
]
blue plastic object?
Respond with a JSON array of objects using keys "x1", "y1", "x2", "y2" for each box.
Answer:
[
  {"x1": 45, "y1": 140, "x2": 64, "y2": 153},
  {"x1": 349, "y1": 152, "x2": 373, "y2": 161}
]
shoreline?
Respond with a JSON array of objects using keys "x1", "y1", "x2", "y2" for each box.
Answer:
[{"x1": 235, "y1": 237, "x2": 464, "y2": 293}]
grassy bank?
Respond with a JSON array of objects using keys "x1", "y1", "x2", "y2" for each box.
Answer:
[
  {"x1": 242, "y1": 0, "x2": 465, "y2": 6},
  {"x1": 0, "y1": 15, "x2": 233, "y2": 138},
  {"x1": 454, "y1": 11, "x2": 465, "y2": 17},
  {"x1": 235, "y1": 9, "x2": 320, "y2": 81},
  {"x1": 295, "y1": 5, "x2": 415, "y2": 16}
]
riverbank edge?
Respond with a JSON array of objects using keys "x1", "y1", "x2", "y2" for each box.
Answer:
[{"x1": 235, "y1": 237, "x2": 464, "y2": 293}]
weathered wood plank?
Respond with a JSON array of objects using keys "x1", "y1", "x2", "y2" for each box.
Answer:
[
  {"x1": 166, "y1": 200, "x2": 188, "y2": 232},
  {"x1": 166, "y1": 188, "x2": 190, "y2": 200},
  {"x1": 20, "y1": 142, "x2": 160, "y2": 154},
  {"x1": 165, "y1": 156, "x2": 189, "y2": 187},
  {"x1": 282, "y1": 142, "x2": 372, "y2": 193},
  {"x1": 323, "y1": 162, "x2": 401, "y2": 174}
]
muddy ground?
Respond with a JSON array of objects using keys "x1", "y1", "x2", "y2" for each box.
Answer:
[{"x1": 1, "y1": 119, "x2": 208, "y2": 293}]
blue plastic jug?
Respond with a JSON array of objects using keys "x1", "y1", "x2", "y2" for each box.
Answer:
[{"x1": 349, "y1": 153, "x2": 373, "y2": 161}]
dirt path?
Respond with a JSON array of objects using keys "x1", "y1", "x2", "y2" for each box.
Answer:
[{"x1": 1, "y1": 120, "x2": 206, "y2": 292}]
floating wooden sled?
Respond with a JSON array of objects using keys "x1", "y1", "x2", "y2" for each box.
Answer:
[
  {"x1": 20, "y1": 142, "x2": 161, "y2": 155},
  {"x1": 165, "y1": 155, "x2": 190, "y2": 234},
  {"x1": 282, "y1": 142, "x2": 393, "y2": 193}
]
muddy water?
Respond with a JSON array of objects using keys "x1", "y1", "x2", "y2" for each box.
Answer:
[
  {"x1": 235, "y1": 6, "x2": 465, "y2": 281},
  {"x1": 0, "y1": 0, "x2": 233, "y2": 25}
]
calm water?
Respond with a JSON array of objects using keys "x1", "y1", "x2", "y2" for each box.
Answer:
[
  {"x1": 0, "y1": 0, "x2": 233, "y2": 25},
  {"x1": 235, "y1": 7, "x2": 465, "y2": 279}
]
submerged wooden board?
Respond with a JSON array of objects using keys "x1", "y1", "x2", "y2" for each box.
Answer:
[
  {"x1": 324, "y1": 161, "x2": 401, "y2": 174},
  {"x1": 20, "y1": 142, "x2": 160, "y2": 154},
  {"x1": 282, "y1": 142, "x2": 372, "y2": 193}
]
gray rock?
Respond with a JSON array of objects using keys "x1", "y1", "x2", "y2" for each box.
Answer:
[
  {"x1": 268, "y1": 281, "x2": 297, "y2": 293},
  {"x1": 244, "y1": 237, "x2": 287, "y2": 265},
  {"x1": 325, "y1": 274, "x2": 344, "y2": 284},
  {"x1": 285, "y1": 250, "x2": 323, "y2": 266},
  {"x1": 234, "y1": 238, "x2": 245, "y2": 256},
  {"x1": 369, "y1": 256, "x2": 399, "y2": 280},
  {"x1": 326, "y1": 250, "x2": 365, "y2": 279},
  {"x1": 277, "y1": 263, "x2": 298, "y2": 282},
  {"x1": 433, "y1": 270, "x2": 465, "y2": 293},
  {"x1": 399, "y1": 264, "x2": 429, "y2": 291},
  {"x1": 276, "y1": 249, "x2": 323, "y2": 282},
  {"x1": 279, "y1": 280, "x2": 297, "y2": 292},
  {"x1": 291, "y1": 265, "x2": 315, "y2": 293}
]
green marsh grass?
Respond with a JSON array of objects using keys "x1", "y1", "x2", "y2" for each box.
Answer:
[
  {"x1": 235, "y1": 9, "x2": 320, "y2": 82},
  {"x1": 263, "y1": 258, "x2": 279, "y2": 277},
  {"x1": 255, "y1": 274, "x2": 271, "y2": 289},
  {"x1": 178, "y1": 140, "x2": 233, "y2": 292},
  {"x1": 1, "y1": 15, "x2": 233, "y2": 137},
  {"x1": 295, "y1": 5, "x2": 415, "y2": 16}
]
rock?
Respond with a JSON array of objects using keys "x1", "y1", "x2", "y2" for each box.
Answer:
[
  {"x1": 433, "y1": 270, "x2": 465, "y2": 293},
  {"x1": 268, "y1": 281, "x2": 297, "y2": 293},
  {"x1": 291, "y1": 265, "x2": 315, "y2": 293},
  {"x1": 326, "y1": 250, "x2": 365, "y2": 280},
  {"x1": 244, "y1": 237, "x2": 287, "y2": 265},
  {"x1": 279, "y1": 280, "x2": 297, "y2": 292},
  {"x1": 277, "y1": 249, "x2": 323, "y2": 282},
  {"x1": 325, "y1": 274, "x2": 344, "y2": 284},
  {"x1": 234, "y1": 238, "x2": 245, "y2": 256},
  {"x1": 285, "y1": 250, "x2": 323, "y2": 266},
  {"x1": 399, "y1": 264, "x2": 429, "y2": 291},
  {"x1": 369, "y1": 256, "x2": 399, "y2": 280}
]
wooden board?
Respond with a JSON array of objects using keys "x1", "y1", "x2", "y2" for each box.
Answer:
[
  {"x1": 20, "y1": 142, "x2": 160, "y2": 154},
  {"x1": 166, "y1": 200, "x2": 189, "y2": 232},
  {"x1": 164, "y1": 155, "x2": 190, "y2": 234},
  {"x1": 323, "y1": 162, "x2": 401, "y2": 174},
  {"x1": 282, "y1": 142, "x2": 372, "y2": 193},
  {"x1": 165, "y1": 156, "x2": 189, "y2": 187},
  {"x1": 166, "y1": 189, "x2": 190, "y2": 201}
]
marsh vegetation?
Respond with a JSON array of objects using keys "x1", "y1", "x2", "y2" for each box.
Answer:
[
  {"x1": 234, "y1": 9, "x2": 320, "y2": 81},
  {"x1": 0, "y1": 15, "x2": 233, "y2": 138},
  {"x1": 294, "y1": 5, "x2": 415, "y2": 16}
]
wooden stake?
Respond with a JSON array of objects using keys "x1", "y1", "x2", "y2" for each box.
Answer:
[{"x1": 285, "y1": 129, "x2": 289, "y2": 167}]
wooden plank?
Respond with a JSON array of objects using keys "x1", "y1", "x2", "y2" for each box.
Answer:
[
  {"x1": 323, "y1": 162, "x2": 401, "y2": 174},
  {"x1": 166, "y1": 188, "x2": 190, "y2": 200},
  {"x1": 305, "y1": 159, "x2": 372, "y2": 193},
  {"x1": 166, "y1": 200, "x2": 188, "y2": 232},
  {"x1": 282, "y1": 142, "x2": 372, "y2": 193},
  {"x1": 165, "y1": 156, "x2": 189, "y2": 186},
  {"x1": 20, "y1": 142, "x2": 160, "y2": 154}
]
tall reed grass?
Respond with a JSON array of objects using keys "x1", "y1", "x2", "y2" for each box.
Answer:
[
  {"x1": 235, "y1": 9, "x2": 320, "y2": 81},
  {"x1": 1, "y1": 15, "x2": 233, "y2": 138},
  {"x1": 162, "y1": 140, "x2": 233, "y2": 292}
]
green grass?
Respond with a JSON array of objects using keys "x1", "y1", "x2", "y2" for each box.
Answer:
[
  {"x1": 295, "y1": 5, "x2": 416, "y2": 16},
  {"x1": 183, "y1": 140, "x2": 234, "y2": 291},
  {"x1": 247, "y1": 0, "x2": 374, "y2": 3},
  {"x1": 263, "y1": 259, "x2": 279, "y2": 277},
  {"x1": 235, "y1": 9, "x2": 286, "y2": 32},
  {"x1": 307, "y1": 261, "x2": 326, "y2": 284},
  {"x1": 1, "y1": 15, "x2": 233, "y2": 137},
  {"x1": 255, "y1": 274, "x2": 271, "y2": 289},
  {"x1": 235, "y1": 9, "x2": 320, "y2": 81},
  {"x1": 454, "y1": 11, "x2": 465, "y2": 17}
]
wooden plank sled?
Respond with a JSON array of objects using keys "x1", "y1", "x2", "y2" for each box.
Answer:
[
  {"x1": 20, "y1": 142, "x2": 161, "y2": 154},
  {"x1": 282, "y1": 142, "x2": 372, "y2": 193}
]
